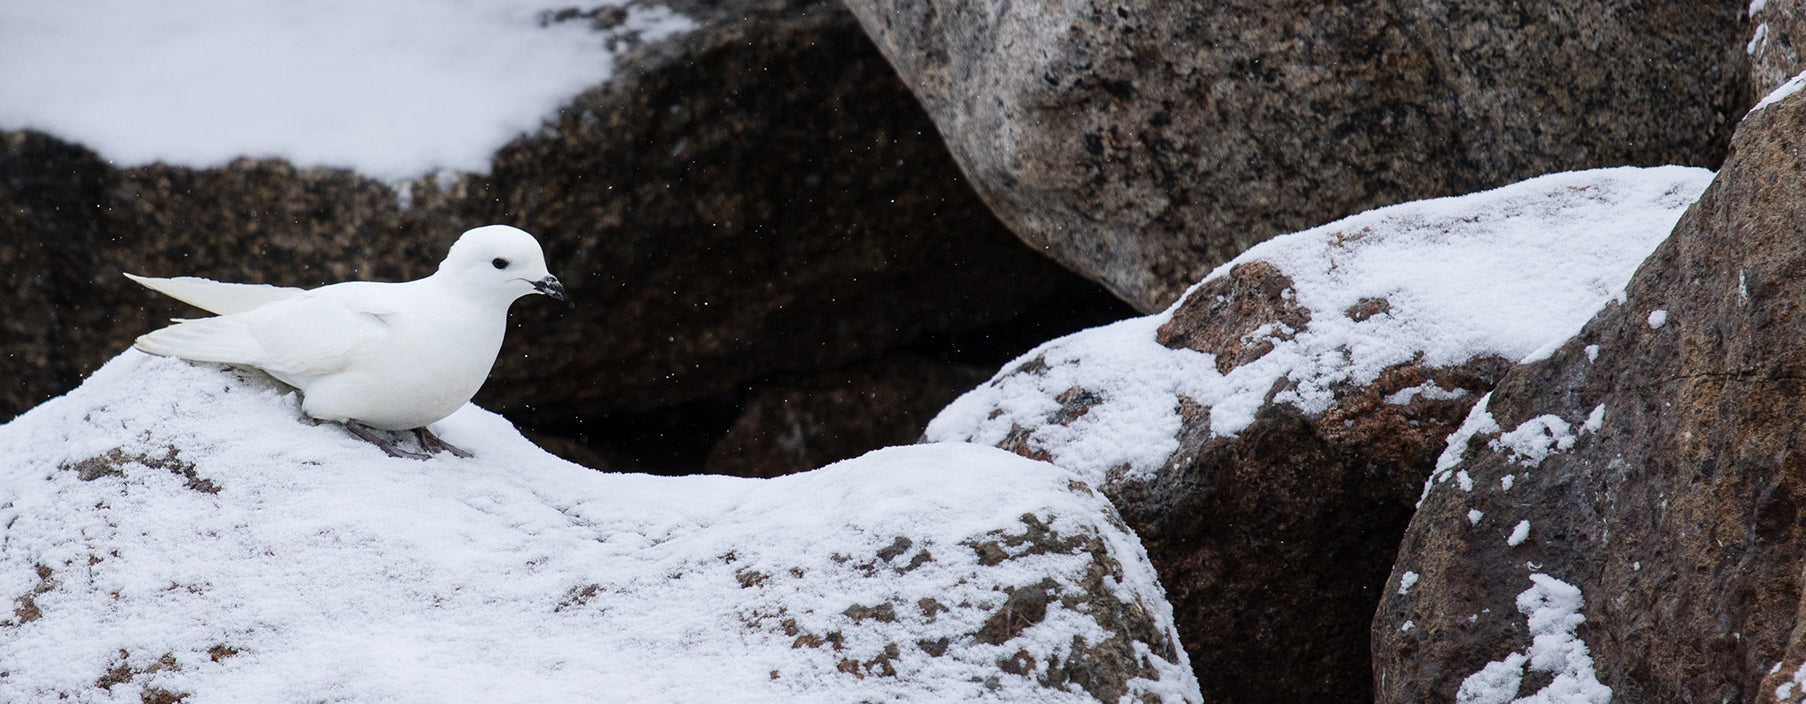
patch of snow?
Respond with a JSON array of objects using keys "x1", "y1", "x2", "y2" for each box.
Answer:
[
  {"x1": 1401, "y1": 620, "x2": 1415, "y2": 632},
  {"x1": 1385, "y1": 382, "x2": 1470, "y2": 405},
  {"x1": 1508, "y1": 521, "x2": 1532, "y2": 547},
  {"x1": 0, "y1": 0, "x2": 697, "y2": 181},
  {"x1": 1752, "y1": 23, "x2": 1771, "y2": 55},
  {"x1": 1584, "y1": 345, "x2": 1599, "y2": 362},
  {"x1": 1646, "y1": 310, "x2": 1667, "y2": 329},
  {"x1": 1458, "y1": 470, "x2": 1476, "y2": 492},
  {"x1": 1502, "y1": 474, "x2": 1516, "y2": 491},
  {"x1": 0, "y1": 353, "x2": 1202, "y2": 703},
  {"x1": 1754, "y1": 0, "x2": 1769, "y2": 15},
  {"x1": 1469, "y1": 509, "x2": 1485, "y2": 525},
  {"x1": 1438, "y1": 395, "x2": 1500, "y2": 475},
  {"x1": 1784, "y1": 662, "x2": 1806, "y2": 703},
  {"x1": 1754, "y1": 69, "x2": 1806, "y2": 113},
  {"x1": 1493, "y1": 415, "x2": 1577, "y2": 467},
  {"x1": 928, "y1": 168, "x2": 1709, "y2": 486},
  {"x1": 1582, "y1": 405, "x2": 1605, "y2": 434},
  {"x1": 1458, "y1": 654, "x2": 1530, "y2": 704},
  {"x1": 1456, "y1": 574, "x2": 1610, "y2": 704},
  {"x1": 1398, "y1": 571, "x2": 1420, "y2": 596}
]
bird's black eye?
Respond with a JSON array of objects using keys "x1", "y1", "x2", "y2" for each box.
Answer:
[{"x1": 492, "y1": 258, "x2": 509, "y2": 270}]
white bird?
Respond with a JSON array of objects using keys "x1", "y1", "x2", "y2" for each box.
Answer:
[{"x1": 127, "y1": 224, "x2": 566, "y2": 459}]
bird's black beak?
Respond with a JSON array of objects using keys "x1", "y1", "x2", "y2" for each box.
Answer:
[{"x1": 534, "y1": 275, "x2": 566, "y2": 301}]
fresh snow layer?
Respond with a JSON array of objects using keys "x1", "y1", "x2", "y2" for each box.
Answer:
[
  {"x1": 0, "y1": 353, "x2": 1199, "y2": 704},
  {"x1": 1754, "y1": 68, "x2": 1806, "y2": 113},
  {"x1": 927, "y1": 166, "x2": 1711, "y2": 486},
  {"x1": 0, "y1": 0, "x2": 694, "y2": 180}
]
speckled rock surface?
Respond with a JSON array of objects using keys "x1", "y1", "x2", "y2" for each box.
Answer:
[
  {"x1": 845, "y1": 0, "x2": 1749, "y2": 312},
  {"x1": 1750, "y1": 0, "x2": 1806, "y2": 99},
  {"x1": 0, "y1": 0, "x2": 1131, "y2": 474},
  {"x1": 1374, "y1": 85, "x2": 1806, "y2": 704}
]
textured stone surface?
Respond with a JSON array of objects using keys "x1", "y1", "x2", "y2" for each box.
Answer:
[
  {"x1": 0, "y1": 0, "x2": 1132, "y2": 474},
  {"x1": 1750, "y1": 0, "x2": 1806, "y2": 100},
  {"x1": 1374, "y1": 88, "x2": 1806, "y2": 703},
  {"x1": 846, "y1": 0, "x2": 1750, "y2": 312}
]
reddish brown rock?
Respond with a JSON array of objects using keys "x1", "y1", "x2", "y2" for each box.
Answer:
[{"x1": 1155, "y1": 261, "x2": 1311, "y2": 375}]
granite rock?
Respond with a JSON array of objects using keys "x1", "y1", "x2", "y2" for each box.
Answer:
[{"x1": 846, "y1": 0, "x2": 1749, "y2": 312}]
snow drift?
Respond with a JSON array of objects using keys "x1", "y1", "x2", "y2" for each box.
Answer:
[{"x1": 0, "y1": 353, "x2": 1198, "y2": 703}]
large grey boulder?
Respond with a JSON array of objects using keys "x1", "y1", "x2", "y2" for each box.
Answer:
[
  {"x1": 0, "y1": 353, "x2": 1199, "y2": 703},
  {"x1": 844, "y1": 0, "x2": 1749, "y2": 312},
  {"x1": 1372, "y1": 68, "x2": 1806, "y2": 704},
  {"x1": 925, "y1": 166, "x2": 1710, "y2": 702}
]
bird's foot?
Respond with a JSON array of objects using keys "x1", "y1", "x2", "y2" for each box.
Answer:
[
  {"x1": 344, "y1": 421, "x2": 432, "y2": 460},
  {"x1": 414, "y1": 427, "x2": 474, "y2": 459}
]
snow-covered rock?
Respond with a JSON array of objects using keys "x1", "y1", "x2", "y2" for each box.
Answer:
[
  {"x1": 924, "y1": 166, "x2": 1712, "y2": 701},
  {"x1": 0, "y1": 353, "x2": 1198, "y2": 704},
  {"x1": 1375, "y1": 63, "x2": 1806, "y2": 704}
]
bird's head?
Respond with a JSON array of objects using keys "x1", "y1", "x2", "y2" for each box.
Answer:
[{"x1": 440, "y1": 225, "x2": 566, "y2": 303}]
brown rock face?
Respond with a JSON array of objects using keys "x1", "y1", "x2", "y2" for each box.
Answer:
[
  {"x1": 845, "y1": 0, "x2": 1749, "y2": 312},
  {"x1": 1373, "y1": 89, "x2": 1806, "y2": 702},
  {"x1": 704, "y1": 357, "x2": 990, "y2": 478},
  {"x1": 1156, "y1": 261, "x2": 1311, "y2": 375},
  {"x1": 0, "y1": 0, "x2": 1132, "y2": 475},
  {"x1": 1107, "y1": 353, "x2": 1507, "y2": 703}
]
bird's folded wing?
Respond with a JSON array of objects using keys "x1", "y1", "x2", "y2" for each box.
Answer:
[
  {"x1": 133, "y1": 295, "x2": 391, "y2": 377},
  {"x1": 125, "y1": 273, "x2": 307, "y2": 316}
]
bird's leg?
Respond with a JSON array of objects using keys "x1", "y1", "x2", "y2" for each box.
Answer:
[
  {"x1": 414, "y1": 427, "x2": 474, "y2": 459},
  {"x1": 344, "y1": 420, "x2": 432, "y2": 460}
]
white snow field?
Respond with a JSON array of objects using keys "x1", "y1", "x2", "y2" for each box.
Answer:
[
  {"x1": 0, "y1": 0, "x2": 694, "y2": 180},
  {"x1": 926, "y1": 166, "x2": 1713, "y2": 488},
  {"x1": 0, "y1": 353, "x2": 1198, "y2": 703}
]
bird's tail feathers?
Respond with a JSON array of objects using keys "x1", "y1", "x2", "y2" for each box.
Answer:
[
  {"x1": 132, "y1": 317, "x2": 270, "y2": 366},
  {"x1": 125, "y1": 273, "x2": 305, "y2": 316}
]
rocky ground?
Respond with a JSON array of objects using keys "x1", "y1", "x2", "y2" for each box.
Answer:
[{"x1": 5, "y1": 0, "x2": 1804, "y2": 701}]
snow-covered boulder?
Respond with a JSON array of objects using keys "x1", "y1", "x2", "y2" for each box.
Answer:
[
  {"x1": 1373, "y1": 67, "x2": 1806, "y2": 704},
  {"x1": 925, "y1": 166, "x2": 1712, "y2": 702},
  {"x1": 0, "y1": 353, "x2": 1198, "y2": 704}
]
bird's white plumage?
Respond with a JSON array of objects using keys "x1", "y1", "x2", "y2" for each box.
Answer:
[{"x1": 130, "y1": 225, "x2": 563, "y2": 432}]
